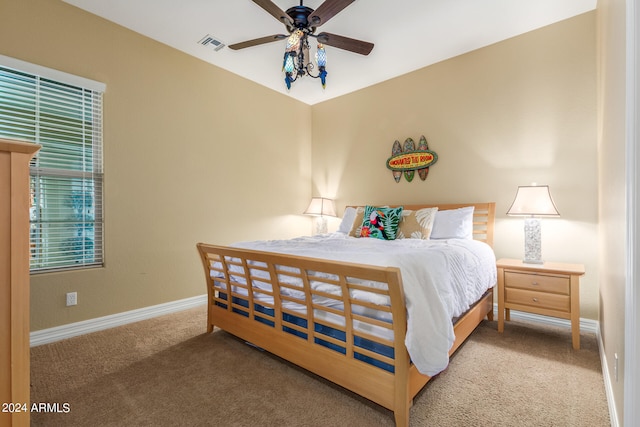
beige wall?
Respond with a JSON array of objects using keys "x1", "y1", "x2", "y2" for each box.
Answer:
[
  {"x1": 312, "y1": 13, "x2": 599, "y2": 319},
  {"x1": 1, "y1": 1, "x2": 602, "y2": 336},
  {"x1": 1, "y1": 0, "x2": 313, "y2": 330},
  {"x1": 597, "y1": 0, "x2": 628, "y2": 424}
]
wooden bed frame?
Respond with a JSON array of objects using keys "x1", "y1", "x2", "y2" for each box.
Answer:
[{"x1": 197, "y1": 202, "x2": 496, "y2": 426}]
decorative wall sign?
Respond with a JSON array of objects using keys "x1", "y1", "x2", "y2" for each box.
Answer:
[
  {"x1": 391, "y1": 140, "x2": 402, "y2": 183},
  {"x1": 403, "y1": 138, "x2": 416, "y2": 182},
  {"x1": 416, "y1": 135, "x2": 430, "y2": 180},
  {"x1": 386, "y1": 135, "x2": 438, "y2": 182}
]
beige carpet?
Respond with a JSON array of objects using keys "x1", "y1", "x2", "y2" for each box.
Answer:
[{"x1": 31, "y1": 306, "x2": 610, "y2": 426}]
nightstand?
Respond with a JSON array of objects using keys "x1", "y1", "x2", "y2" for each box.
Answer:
[{"x1": 497, "y1": 258, "x2": 585, "y2": 350}]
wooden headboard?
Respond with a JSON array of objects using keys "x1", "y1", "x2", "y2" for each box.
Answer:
[{"x1": 348, "y1": 202, "x2": 496, "y2": 248}]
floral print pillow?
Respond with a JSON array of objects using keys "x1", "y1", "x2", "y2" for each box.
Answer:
[
  {"x1": 396, "y1": 207, "x2": 438, "y2": 239},
  {"x1": 348, "y1": 206, "x2": 366, "y2": 237},
  {"x1": 359, "y1": 206, "x2": 403, "y2": 240}
]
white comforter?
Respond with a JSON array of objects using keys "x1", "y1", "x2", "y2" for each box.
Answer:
[{"x1": 230, "y1": 233, "x2": 496, "y2": 376}]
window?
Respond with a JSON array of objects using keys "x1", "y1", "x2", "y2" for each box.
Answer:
[{"x1": 0, "y1": 55, "x2": 105, "y2": 273}]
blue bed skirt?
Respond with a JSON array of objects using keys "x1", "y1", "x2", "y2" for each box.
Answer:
[{"x1": 216, "y1": 293, "x2": 395, "y2": 373}]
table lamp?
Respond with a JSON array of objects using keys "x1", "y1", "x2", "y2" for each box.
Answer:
[
  {"x1": 506, "y1": 185, "x2": 560, "y2": 264},
  {"x1": 304, "y1": 197, "x2": 336, "y2": 234}
]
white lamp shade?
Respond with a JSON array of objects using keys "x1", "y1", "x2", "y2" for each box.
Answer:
[
  {"x1": 304, "y1": 197, "x2": 336, "y2": 217},
  {"x1": 507, "y1": 185, "x2": 560, "y2": 217}
]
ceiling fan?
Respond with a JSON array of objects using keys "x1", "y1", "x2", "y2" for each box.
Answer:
[
  {"x1": 229, "y1": 0, "x2": 374, "y2": 55},
  {"x1": 229, "y1": 0, "x2": 374, "y2": 89}
]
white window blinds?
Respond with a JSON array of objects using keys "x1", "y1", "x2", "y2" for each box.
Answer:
[{"x1": 0, "y1": 56, "x2": 105, "y2": 273}]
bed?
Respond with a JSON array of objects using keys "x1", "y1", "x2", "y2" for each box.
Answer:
[{"x1": 197, "y1": 202, "x2": 496, "y2": 426}]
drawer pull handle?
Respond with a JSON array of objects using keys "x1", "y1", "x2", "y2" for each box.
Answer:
[
  {"x1": 531, "y1": 282, "x2": 539, "y2": 286},
  {"x1": 532, "y1": 298, "x2": 539, "y2": 303}
]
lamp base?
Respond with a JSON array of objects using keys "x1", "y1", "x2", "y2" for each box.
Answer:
[
  {"x1": 314, "y1": 217, "x2": 328, "y2": 235},
  {"x1": 522, "y1": 217, "x2": 543, "y2": 264}
]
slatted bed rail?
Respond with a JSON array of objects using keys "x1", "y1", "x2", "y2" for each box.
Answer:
[{"x1": 197, "y1": 243, "x2": 413, "y2": 423}]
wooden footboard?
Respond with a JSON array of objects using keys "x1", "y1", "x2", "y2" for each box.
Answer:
[
  {"x1": 196, "y1": 202, "x2": 496, "y2": 426},
  {"x1": 197, "y1": 243, "x2": 493, "y2": 427}
]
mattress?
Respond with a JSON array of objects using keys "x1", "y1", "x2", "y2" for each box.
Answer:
[{"x1": 211, "y1": 233, "x2": 496, "y2": 376}]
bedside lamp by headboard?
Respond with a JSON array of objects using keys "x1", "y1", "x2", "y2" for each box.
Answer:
[
  {"x1": 507, "y1": 185, "x2": 560, "y2": 264},
  {"x1": 304, "y1": 197, "x2": 336, "y2": 234}
]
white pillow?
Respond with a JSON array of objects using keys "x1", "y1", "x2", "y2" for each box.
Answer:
[
  {"x1": 337, "y1": 206, "x2": 357, "y2": 234},
  {"x1": 430, "y1": 206, "x2": 475, "y2": 239}
]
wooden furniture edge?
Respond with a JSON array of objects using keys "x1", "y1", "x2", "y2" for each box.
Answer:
[
  {"x1": 197, "y1": 202, "x2": 496, "y2": 426},
  {"x1": 1, "y1": 139, "x2": 40, "y2": 427},
  {"x1": 197, "y1": 243, "x2": 411, "y2": 422},
  {"x1": 496, "y1": 258, "x2": 585, "y2": 275},
  {"x1": 496, "y1": 258, "x2": 585, "y2": 349},
  {"x1": 0, "y1": 139, "x2": 40, "y2": 156}
]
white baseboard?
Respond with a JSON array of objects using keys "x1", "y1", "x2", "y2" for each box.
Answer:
[
  {"x1": 597, "y1": 327, "x2": 620, "y2": 427},
  {"x1": 492, "y1": 304, "x2": 599, "y2": 334},
  {"x1": 30, "y1": 294, "x2": 207, "y2": 347}
]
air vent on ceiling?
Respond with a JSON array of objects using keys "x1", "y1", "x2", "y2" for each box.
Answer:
[{"x1": 198, "y1": 34, "x2": 226, "y2": 52}]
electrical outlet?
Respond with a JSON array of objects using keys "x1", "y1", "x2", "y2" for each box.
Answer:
[
  {"x1": 614, "y1": 353, "x2": 619, "y2": 382},
  {"x1": 66, "y1": 292, "x2": 77, "y2": 306}
]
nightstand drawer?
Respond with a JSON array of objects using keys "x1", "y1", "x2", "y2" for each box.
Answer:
[
  {"x1": 505, "y1": 288, "x2": 571, "y2": 312},
  {"x1": 504, "y1": 271, "x2": 570, "y2": 294}
]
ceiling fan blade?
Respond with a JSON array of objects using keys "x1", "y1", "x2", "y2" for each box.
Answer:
[
  {"x1": 316, "y1": 32, "x2": 374, "y2": 56},
  {"x1": 251, "y1": 0, "x2": 293, "y2": 26},
  {"x1": 308, "y1": 0, "x2": 355, "y2": 26},
  {"x1": 229, "y1": 34, "x2": 288, "y2": 50}
]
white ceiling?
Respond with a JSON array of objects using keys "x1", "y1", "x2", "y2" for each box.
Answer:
[{"x1": 62, "y1": 0, "x2": 596, "y2": 105}]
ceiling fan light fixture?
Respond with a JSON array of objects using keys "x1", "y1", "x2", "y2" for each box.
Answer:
[
  {"x1": 283, "y1": 33, "x2": 328, "y2": 90},
  {"x1": 316, "y1": 44, "x2": 327, "y2": 67},
  {"x1": 231, "y1": 1, "x2": 373, "y2": 91},
  {"x1": 284, "y1": 52, "x2": 295, "y2": 73}
]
